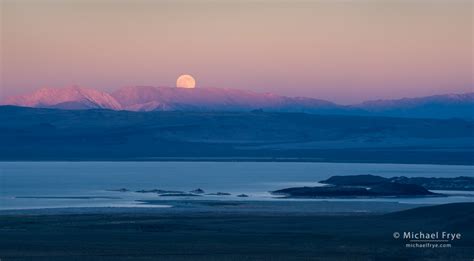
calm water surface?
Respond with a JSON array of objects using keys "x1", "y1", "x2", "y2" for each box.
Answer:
[{"x1": 0, "y1": 162, "x2": 473, "y2": 209}]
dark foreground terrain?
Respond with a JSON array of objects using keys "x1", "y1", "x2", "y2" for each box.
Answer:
[{"x1": 0, "y1": 203, "x2": 473, "y2": 261}]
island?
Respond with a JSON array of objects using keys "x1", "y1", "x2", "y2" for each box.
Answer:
[
  {"x1": 190, "y1": 188, "x2": 205, "y2": 194},
  {"x1": 389, "y1": 176, "x2": 474, "y2": 191},
  {"x1": 271, "y1": 174, "x2": 459, "y2": 198},
  {"x1": 207, "y1": 192, "x2": 231, "y2": 196},
  {"x1": 136, "y1": 189, "x2": 184, "y2": 194},
  {"x1": 319, "y1": 175, "x2": 474, "y2": 191},
  {"x1": 159, "y1": 193, "x2": 201, "y2": 197},
  {"x1": 107, "y1": 188, "x2": 129, "y2": 192}
]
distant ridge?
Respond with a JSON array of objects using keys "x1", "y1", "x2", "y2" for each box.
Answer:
[
  {"x1": 111, "y1": 86, "x2": 338, "y2": 112},
  {"x1": 351, "y1": 92, "x2": 474, "y2": 119},
  {"x1": 3, "y1": 86, "x2": 122, "y2": 110},
  {"x1": 2, "y1": 86, "x2": 473, "y2": 119},
  {"x1": 2, "y1": 86, "x2": 342, "y2": 113}
]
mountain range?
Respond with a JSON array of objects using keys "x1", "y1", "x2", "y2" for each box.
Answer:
[{"x1": 2, "y1": 86, "x2": 473, "y2": 119}]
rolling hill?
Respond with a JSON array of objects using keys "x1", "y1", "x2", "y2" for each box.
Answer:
[{"x1": 0, "y1": 106, "x2": 472, "y2": 163}]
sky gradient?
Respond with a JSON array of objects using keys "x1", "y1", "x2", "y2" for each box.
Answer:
[{"x1": 1, "y1": 0, "x2": 472, "y2": 104}]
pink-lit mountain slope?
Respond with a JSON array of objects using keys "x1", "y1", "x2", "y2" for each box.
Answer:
[
  {"x1": 2, "y1": 86, "x2": 473, "y2": 119},
  {"x1": 2, "y1": 86, "x2": 338, "y2": 113},
  {"x1": 3, "y1": 86, "x2": 122, "y2": 110},
  {"x1": 111, "y1": 86, "x2": 337, "y2": 112}
]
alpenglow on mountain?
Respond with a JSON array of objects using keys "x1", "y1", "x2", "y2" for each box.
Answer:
[
  {"x1": 2, "y1": 86, "x2": 473, "y2": 119},
  {"x1": 2, "y1": 86, "x2": 340, "y2": 113},
  {"x1": 3, "y1": 86, "x2": 122, "y2": 110}
]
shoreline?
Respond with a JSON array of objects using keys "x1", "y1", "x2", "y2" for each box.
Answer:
[
  {"x1": 0, "y1": 200, "x2": 430, "y2": 216},
  {"x1": 1, "y1": 158, "x2": 473, "y2": 166}
]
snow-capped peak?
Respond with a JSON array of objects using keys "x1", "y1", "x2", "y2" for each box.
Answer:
[{"x1": 3, "y1": 86, "x2": 122, "y2": 110}]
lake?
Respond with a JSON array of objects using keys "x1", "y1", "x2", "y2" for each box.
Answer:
[{"x1": 1, "y1": 161, "x2": 473, "y2": 210}]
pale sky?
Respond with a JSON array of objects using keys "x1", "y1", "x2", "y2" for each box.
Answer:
[{"x1": 1, "y1": 0, "x2": 472, "y2": 104}]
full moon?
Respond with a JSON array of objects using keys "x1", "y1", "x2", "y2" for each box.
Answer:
[{"x1": 176, "y1": 74, "x2": 196, "y2": 88}]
